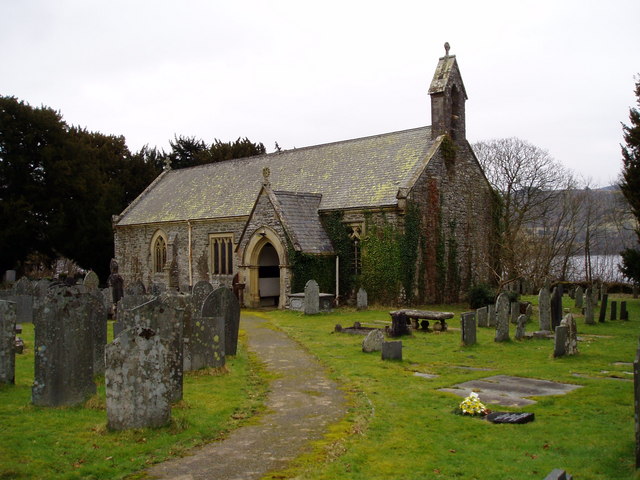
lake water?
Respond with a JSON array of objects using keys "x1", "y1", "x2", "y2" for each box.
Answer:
[{"x1": 564, "y1": 254, "x2": 625, "y2": 283}]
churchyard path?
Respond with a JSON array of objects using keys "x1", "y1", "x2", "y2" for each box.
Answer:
[{"x1": 145, "y1": 313, "x2": 347, "y2": 480}]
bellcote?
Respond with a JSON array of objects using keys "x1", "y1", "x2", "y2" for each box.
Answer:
[{"x1": 428, "y1": 43, "x2": 468, "y2": 141}]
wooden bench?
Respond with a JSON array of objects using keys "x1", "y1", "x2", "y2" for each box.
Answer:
[{"x1": 389, "y1": 309, "x2": 454, "y2": 335}]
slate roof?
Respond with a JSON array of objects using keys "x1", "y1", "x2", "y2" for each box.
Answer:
[
  {"x1": 116, "y1": 126, "x2": 439, "y2": 226},
  {"x1": 271, "y1": 191, "x2": 334, "y2": 254}
]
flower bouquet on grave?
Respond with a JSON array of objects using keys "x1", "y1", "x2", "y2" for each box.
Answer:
[{"x1": 456, "y1": 392, "x2": 490, "y2": 417}]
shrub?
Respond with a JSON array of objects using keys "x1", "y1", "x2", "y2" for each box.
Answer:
[{"x1": 468, "y1": 283, "x2": 495, "y2": 309}]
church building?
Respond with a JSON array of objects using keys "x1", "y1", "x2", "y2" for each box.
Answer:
[{"x1": 113, "y1": 46, "x2": 495, "y2": 307}]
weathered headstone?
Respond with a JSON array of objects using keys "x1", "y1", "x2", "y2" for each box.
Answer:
[
  {"x1": 610, "y1": 300, "x2": 617, "y2": 321},
  {"x1": 362, "y1": 329, "x2": 384, "y2": 353},
  {"x1": 13, "y1": 277, "x2": 31, "y2": 295},
  {"x1": 461, "y1": 312, "x2": 477, "y2": 346},
  {"x1": 495, "y1": 293, "x2": 510, "y2": 342},
  {"x1": 304, "y1": 280, "x2": 320, "y2": 315},
  {"x1": 107, "y1": 259, "x2": 124, "y2": 312},
  {"x1": 584, "y1": 288, "x2": 595, "y2": 325},
  {"x1": 553, "y1": 325, "x2": 568, "y2": 358},
  {"x1": 4, "y1": 270, "x2": 16, "y2": 283},
  {"x1": 598, "y1": 293, "x2": 608, "y2": 323},
  {"x1": 32, "y1": 286, "x2": 96, "y2": 406},
  {"x1": 389, "y1": 311, "x2": 410, "y2": 337},
  {"x1": 83, "y1": 270, "x2": 100, "y2": 291},
  {"x1": 510, "y1": 301, "x2": 519, "y2": 325},
  {"x1": 515, "y1": 314, "x2": 527, "y2": 340},
  {"x1": 105, "y1": 326, "x2": 172, "y2": 430},
  {"x1": 381, "y1": 340, "x2": 402, "y2": 361},
  {"x1": 202, "y1": 287, "x2": 240, "y2": 356},
  {"x1": 126, "y1": 279, "x2": 147, "y2": 296},
  {"x1": 87, "y1": 292, "x2": 108, "y2": 376},
  {"x1": 356, "y1": 288, "x2": 368, "y2": 310},
  {"x1": 192, "y1": 281, "x2": 214, "y2": 313},
  {"x1": 188, "y1": 316, "x2": 225, "y2": 370},
  {"x1": 487, "y1": 304, "x2": 496, "y2": 327},
  {"x1": 633, "y1": 285, "x2": 639, "y2": 299},
  {"x1": 538, "y1": 287, "x2": 551, "y2": 331},
  {"x1": 129, "y1": 298, "x2": 184, "y2": 402},
  {"x1": 551, "y1": 285, "x2": 563, "y2": 330},
  {"x1": 621, "y1": 301, "x2": 629, "y2": 321},
  {"x1": 476, "y1": 306, "x2": 488, "y2": 328},
  {"x1": 544, "y1": 469, "x2": 573, "y2": 480},
  {"x1": 574, "y1": 285, "x2": 584, "y2": 309},
  {"x1": 561, "y1": 313, "x2": 578, "y2": 355},
  {"x1": 525, "y1": 303, "x2": 533, "y2": 322},
  {"x1": 0, "y1": 300, "x2": 16, "y2": 384}
]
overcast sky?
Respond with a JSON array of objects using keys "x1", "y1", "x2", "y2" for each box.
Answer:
[{"x1": 2, "y1": 0, "x2": 639, "y2": 187}]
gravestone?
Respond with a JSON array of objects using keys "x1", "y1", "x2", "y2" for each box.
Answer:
[
  {"x1": 584, "y1": 288, "x2": 595, "y2": 325},
  {"x1": 128, "y1": 298, "x2": 184, "y2": 402},
  {"x1": 381, "y1": 341, "x2": 402, "y2": 361},
  {"x1": 544, "y1": 469, "x2": 573, "y2": 480},
  {"x1": 461, "y1": 312, "x2": 477, "y2": 346},
  {"x1": 538, "y1": 287, "x2": 551, "y2": 331},
  {"x1": 487, "y1": 304, "x2": 496, "y2": 327},
  {"x1": 574, "y1": 285, "x2": 584, "y2": 309},
  {"x1": 4, "y1": 270, "x2": 16, "y2": 283},
  {"x1": 389, "y1": 311, "x2": 410, "y2": 337},
  {"x1": 515, "y1": 314, "x2": 527, "y2": 340},
  {"x1": 105, "y1": 326, "x2": 172, "y2": 430},
  {"x1": 107, "y1": 259, "x2": 124, "y2": 312},
  {"x1": 486, "y1": 412, "x2": 535, "y2": 424},
  {"x1": 83, "y1": 270, "x2": 100, "y2": 291},
  {"x1": 32, "y1": 286, "x2": 96, "y2": 406},
  {"x1": 304, "y1": 280, "x2": 320, "y2": 315},
  {"x1": 525, "y1": 303, "x2": 533, "y2": 322},
  {"x1": 87, "y1": 291, "x2": 108, "y2": 376},
  {"x1": 551, "y1": 285, "x2": 563, "y2": 330},
  {"x1": 510, "y1": 301, "x2": 519, "y2": 325},
  {"x1": 13, "y1": 277, "x2": 31, "y2": 295},
  {"x1": 202, "y1": 287, "x2": 240, "y2": 356},
  {"x1": 633, "y1": 285, "x2": 639, "y2": 299},
  {"x1": 356, "y1": 288, "x2": 368, "y2": 310},
  {"x1": 0, "y1": 300, "x2": 16, "y2": 384},
  {"x1": 127, "y1": 279, "x2": 147, "y2": 296},
  {"x1": 599, "y1": 294, "x2": 608, "y2": 323},
  {"x1": 621, "y1": 301, "x2": 629, "y2": 321},
  {"x1": 362, "y1": 329, "x2": 384, "y2": 353},
  {"x1": 561, "y1": 314, "x2": 578, "y2": 355},
  {"x1": 553, "y1": 325, "x2": 568, "y2": 358},
  {"x1": 151, "y1": 282, "x2": 166, "y2": 296},
  {"x1": 610, "y1": 300, "x2": 617, "y2": 321},
  {"x1": 188, "y1": 316, "x2": 225, "y2": 369},
  {"x1": 192, "y1": 281, "x2": 214, "y2": 312},
  {"x1": 476, "y1": 306, "x2": 488, "y2": 327},
  {"x1": 114, "y1": 295, "x2": 154, "y2": 338},
  {"x1": 494, "y1": 293, "x2": 510, "y2": 342},
  {"x1": 635, "y1": 342, "x2": 640, "y2": 469}
]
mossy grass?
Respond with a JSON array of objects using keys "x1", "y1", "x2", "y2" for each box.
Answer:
[
  {"x1": 0, "y1": 324, "x2": 269, "y2": 480},
  {"x1": 263, "y1": 296, "x2": 640, "y2": 479}
]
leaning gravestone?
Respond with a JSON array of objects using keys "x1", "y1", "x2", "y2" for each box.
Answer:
[
  {"x1": 381, "y1": 341, "x2": 402, "y2": 361},
  {"x1": 32, "y1": 286, "x2": 96, "y2": 406},
  {"x1": 356, "y1": 288, "x2": 368, "y2": 310},
  {"x1": 304, "y1": 280, "x2": 320, "y2": 315},
  {"x1": 105, "y1": 326, "x2": 172, "y2": 430},
  {"x1": 0, "y1": 300, "x2": 16, "y2": 384},
  {"x1": 362, "y1": 329, "x2": 384, "y2": 353},
  {"x1": 476, "y1": 306, "x2": 488, "y2": 328},
  {"x1": 538, "y1": 287, "x2": 551, "y2": 331},
  {"x1": 584, "y1": 288, "x2": 595, "y2": 325},
  {"x1": 610, "y1": 300, "x2": 617, "y2": 321},
  {"x1": 599, "y1": 293, "x2": 608, "y2": 323},
  {"x1": 461, "y1": 312, "x2": 477, "y2": 346},
  {"x1": 495, "y1": 293, "x2": 510, "y2": 342},
  {"x1": 515, "y1": 314, "x2": 527, "y2": 340},
  {"x1": 574, "y1": 286, "x2": 584, "y2": 309},
  {"x1": 202, "y1": 287, "x2": 240, "y2": 356}
]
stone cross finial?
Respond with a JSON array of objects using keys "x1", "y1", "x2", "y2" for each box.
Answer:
[
  {"x1": 444, "y1": 42, "x2": 450, "y2": 56},
  {"x1": 262, "y1": 167, "x2": 271, "y2": 187},
  {"x1": 163, "y1": 156, "x2": 172, "y2": 171}
]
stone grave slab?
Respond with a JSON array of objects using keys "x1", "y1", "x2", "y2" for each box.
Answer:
[
  {"x1": 439, "y1": 375, "x2": 582, "y2": 407},
  {"x1": 486, "y1": 411, "x2": 535, "y2": 424}
]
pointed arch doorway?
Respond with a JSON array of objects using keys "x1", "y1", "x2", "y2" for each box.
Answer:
[{"x1": 242, "y1": 227, "x2": 289, "y2": 308}]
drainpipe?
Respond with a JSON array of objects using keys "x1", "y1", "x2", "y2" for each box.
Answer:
[
  {"x1": 187, "y1": 220, "x2": 193, "y2": 289},
  {"x1": 335, "y1": 255, "x2": 339, "y2": 306}
]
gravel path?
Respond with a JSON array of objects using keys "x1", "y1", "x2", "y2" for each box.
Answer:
[{"x1": 145, "y1": 313, "x2": 346, "y2": 480}]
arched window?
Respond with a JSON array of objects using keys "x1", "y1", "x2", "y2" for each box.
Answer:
[{"x1": 151, "y1": 232, "x2": 167, "y2": 273}]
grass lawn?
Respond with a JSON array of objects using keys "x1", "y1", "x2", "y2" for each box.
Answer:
[
  {"x1": 262, "y1": 295, "x2": 640, "y2": 480},
  {"x1": 0, "y1": 324, "x2": 268, "y2": 480}
]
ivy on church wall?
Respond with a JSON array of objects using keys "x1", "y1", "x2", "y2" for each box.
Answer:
[{"x1": 288, "y1": 248, "x2": 335, "y2": 293}]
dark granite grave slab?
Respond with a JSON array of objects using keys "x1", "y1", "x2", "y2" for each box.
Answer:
[{"x1": 486, "y1": 411, "x2": 535, "y2": 424}]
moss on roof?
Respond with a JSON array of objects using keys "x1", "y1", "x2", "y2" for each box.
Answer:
[{"x1": 117, "y1": 126, "x2": 436, "y2": 226}]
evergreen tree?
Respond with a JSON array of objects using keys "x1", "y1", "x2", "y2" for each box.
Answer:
[{"x1": 619, "y1": 76, "x2": 640, "y2": 284}]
